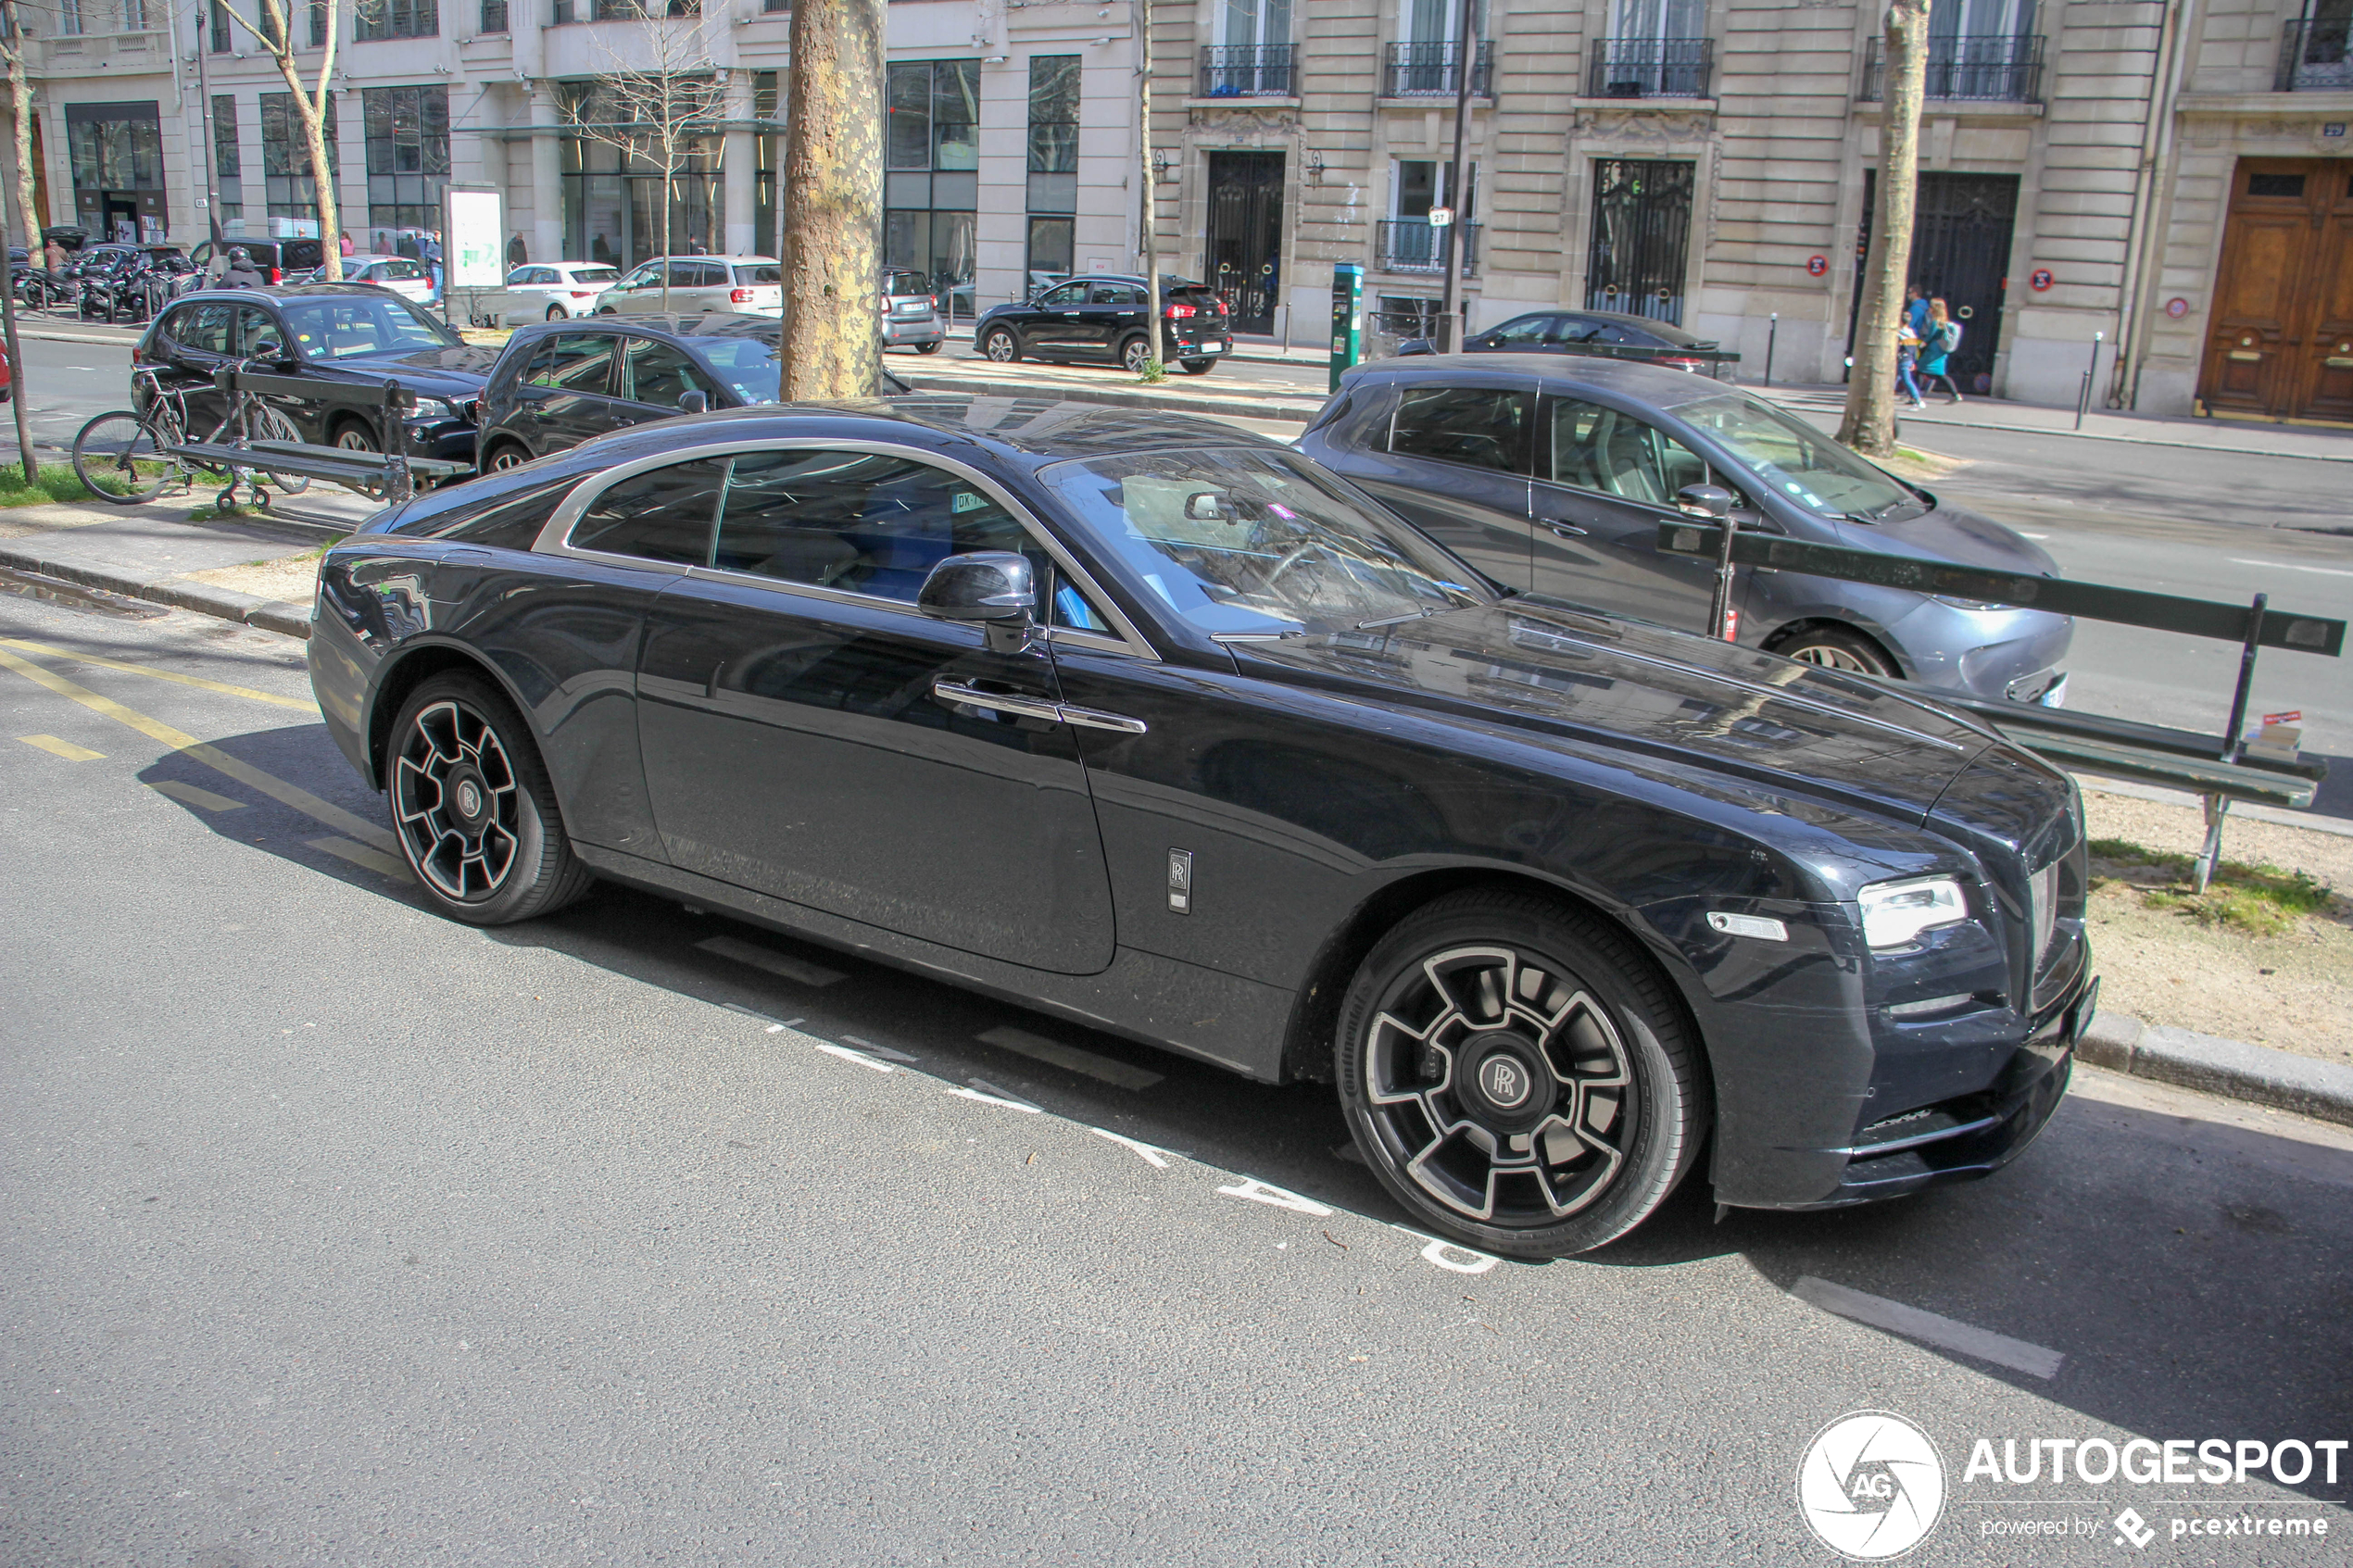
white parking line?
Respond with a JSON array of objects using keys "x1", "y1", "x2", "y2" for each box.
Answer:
[
  {"x1": 950, "y1": 1078, "x2": 1042, "y2": 1112},
  {"x1": 978, "y1": 1024, "x2": 1164, "y2": 1089},
  {"x1": 840, "y1": 1035, "x2": 920, "y2": 1063},
  {"x1": 2226, "y1": 557, "x2": 2353, "y2": 578},
  {"x1": 1793, "y1": 1275, "x2": 2065, "y2": 1379},
  {"x1": 696, "y1": 935, "x2": 846, "y2": 987}
]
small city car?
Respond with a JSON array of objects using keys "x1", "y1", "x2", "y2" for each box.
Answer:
[
  {"x1": 599, "y1": 256, "x2": 783, "y2": 317},
  {"x1": 472, "y1": 313, "x2": 911, "y2": 472},
  {"x1": 1300, "y1": 358, "x2": 2072, "y2": 705},
  {"x1": 881, "y1": 269, "x2": 947, "y2": 354},
  {"x1": 1404, "y1": 308, "x2": 1732, "y2": 375},
  {"x1": 133, "y1": 284, "x2": 494, "y2": 465},
  {"x1": 975, "y1": 273, "x2": 1233, "y2": 373},
  {"x1": 472, "y1": 261, "x2": 623, "y2": 325},
  {"x1": 309, "y1": 397, "x2": 2095, "y2": 1261},
  {"x1": 339, "y1": 254, "x2": 437, "y2": 304}
]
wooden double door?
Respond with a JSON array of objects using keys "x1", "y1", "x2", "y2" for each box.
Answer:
[{"x1": 2201, "y1": 158, "x2": 2353, "y2": 421}]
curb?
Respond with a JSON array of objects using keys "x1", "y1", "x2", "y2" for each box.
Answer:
[
  {"x1": 2077, "y1": 1010, "x2": 2353, "y2": 1128},
  {"x1": 902, "y1": 370, "x2": 1323, "y2": 424},
  {"x1": 0, "y1": 546, "x2": 311, "y2": 639}
]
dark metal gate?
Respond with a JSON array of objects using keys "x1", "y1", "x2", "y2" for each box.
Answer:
[
  {"x1": 1848, "y1": 170, "x2": 2019, "y2": 392},
  {"x1": 1585, "y1": 158, "x2": 1695, "y2": 325},
  {"x1": 1204, "y1": 151, "x2": 1285, "y2": 334}
]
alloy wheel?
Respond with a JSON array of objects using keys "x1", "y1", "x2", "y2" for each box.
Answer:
[
  {"x1": 486, "y1": 444, "x2": 529, "y2": 471},
  {"x1": 335, "y1": 425, "x2": 380, "y2": 454},
  {"x1": 1788, "y1": 644, "x2": 1870, "y2": 671},
  {"x1": 1359, "y1": 943, "x2": 1634, "y2": 1225},
  {"x1": 394, "y1": 698, "x2": 522, "y2": 902},
  {"x1": 984, "y1": 330, "x2": 1018, "y2": 362},
  {"x1": 1122, "y1": 337, "x2": 1152, "y2": 373}
]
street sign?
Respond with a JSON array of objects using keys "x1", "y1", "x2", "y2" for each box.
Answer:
[
  {"x1": 2030, "y1": 268, "x2": 2056, "y2": 291},
  {"x1": 1805, "y1": 255, "x2": 1828, "y2": 276}
]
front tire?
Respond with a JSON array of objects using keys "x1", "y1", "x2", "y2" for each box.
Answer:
[
  {"x1": 387, "y1": 672, "x2": 594, "y2": 925},
  {"x1": 484, "y1": 440, "x2": 533, "y2": 473},
  {"x1": 1120, "y1": 335, "x2": 1154, "y2": 374},
  {"x1": 1335, "y1": 890, "x2": 1706, "y2": 1259},
  {"x1": 332, "y1": 420, "x2": 381, "y2": 456},
  {"x1": 982, "y1": 327, "x2": 1021, "y2": 363},
  {"x1": 1776, "y1": 625, "x2": 1901, "y2": 678}
]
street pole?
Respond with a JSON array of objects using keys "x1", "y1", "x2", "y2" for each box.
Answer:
[
  {"x1": 0, "y1": 94, "x2": 35, "y2": 483},
  {"x1": 1764, "y1": 311, "x2": 1777, "y2": 387},
  {"x1": 1435, "y1": 0, "x2": 1476, "y2": 353},
  {"x1": 193, "y1": 0, "x2": 223, "y2": 249},
  {"x1": 1137, "y1": 0, "x2": 1162, "y2": 377},
  {"x1": 2074, "y1": 330, "x2": 2103, "y2": 432}
]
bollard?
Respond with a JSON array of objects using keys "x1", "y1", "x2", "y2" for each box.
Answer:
[
  {"x1": 2074, "y1": 331, "x2": 2104, "y2": 431},
  {"x1": 1764, "y1": 312, "x2": 1777, "y2": 388}
]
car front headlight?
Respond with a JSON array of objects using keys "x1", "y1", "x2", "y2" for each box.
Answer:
[
  {"x1": 1858, "y1": 875, "x2": 1970, "y2": 950},
  {"x1": 409, "y1": 396, "x2": 457, "y2": 421}
]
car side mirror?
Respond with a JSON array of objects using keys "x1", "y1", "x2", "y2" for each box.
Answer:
[
  {"x1": 918, "y1": 551, "x2": 1038, "y2": 652},
  {"x1": 677, "y1": 389, "x2": 709, "y2": 414},
  {"x1": 1395, "y1": 338, "x2": 1434, "y2": 357},
  {"x1": 1675, "y1": 484, "x2": 1736, "y2": 521}
]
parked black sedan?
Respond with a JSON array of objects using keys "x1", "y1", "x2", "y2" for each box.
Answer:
[
  {"x1": 1404, "y1": 307, "x2": 1732, "y2": 375},
  {"x1": 473, "y1": 313, "x2": 910, "y2": 473},
  {"x1": 132, "y1": 284, "x2": 495, "y2": 465},
  {"x1": 310, "y1": 399, "x2": 2094, "y2": 1259},
  {"x1": 975, "y1": 274, "x2": 1232, "y2": 373}
]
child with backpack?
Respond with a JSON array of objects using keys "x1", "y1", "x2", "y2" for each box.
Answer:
[{"x1": 1919, "y1": 298, "x2": 1964, "y2": 403}]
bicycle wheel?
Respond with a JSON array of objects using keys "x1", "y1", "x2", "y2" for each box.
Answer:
[
  {"x1": 246, "y1": 404, "x2": 314, "y2": 495},
  {"x1": 72, "y1": 412, "x2": 177, "y2": 505}
]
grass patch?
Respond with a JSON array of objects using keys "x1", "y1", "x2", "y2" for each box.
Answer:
[
  {"x1": 0, "y1": 465, "x2": 120, "y2": 508},
  {"x1": 2087, "y1": 835, "x2": 2338, "y2": 936}
]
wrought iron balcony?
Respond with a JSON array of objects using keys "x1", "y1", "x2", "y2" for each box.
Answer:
[
  {"x1": 1383, "y1": 41, "x2": 1492, "y2": 98},
  {"x1": 1861, "y1": 34, "x2": 2045, "y2": 104},
  {"x1": 2279, "y1": 19, "x2": 2353, "y2": 91},
  {"x1": 1199, "y1": 44, "x2": 1295, "y2": 98},
  {"x1": 1588, "y1": 37, "x2": 1715, "y2": 99},
  {"x1": 1377, "y1": 219, "x2": 1480, "y2": 278}
]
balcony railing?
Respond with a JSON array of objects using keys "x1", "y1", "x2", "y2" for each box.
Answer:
[
  {"x1": 1199, "y1": 44, "x2": 1295, "y2": 98},
  {"x1": 1861, "y1": 34, "x2": 2045, "y2": 104},
  {"x1": 1588, "y1": 37, "x2": 1715, "y2": 99},
  {"x1": 2279, "y1": 20, "x2": 2353, "y2": 91},
  {"x1": 1383, "y1": 40, "x2": 1492, "y2": 98},
  {"x1": 1377, "y1": 219, "x2": 1480, "y2": 278}
]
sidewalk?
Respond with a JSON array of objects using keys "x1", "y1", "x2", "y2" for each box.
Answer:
[{"x1": 1758, "y1": 381, "x2": 2353, "y2": 464}]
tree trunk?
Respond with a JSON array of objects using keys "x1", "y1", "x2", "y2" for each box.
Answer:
[
  {"x1": 1139, "y1": 0, "x2": 1162, "y2": 378},
  {"x1": 5, "y1": 14, "x2": 38, "y2": 253},
  {"x1": 658, "y1": 171, "x2": 673, "y2": 312},
  {"x1": 781, "y1": 0, "x2": 885, "y2": 400},
  {"x1": 258, "y1": 0, "x2": 342, "y2": 282},
  {"x1": 1838, "y1": 0, "x2": 1931, "y2": 457}
]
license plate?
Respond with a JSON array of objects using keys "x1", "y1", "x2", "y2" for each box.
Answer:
[{"x1": 1199, "y1": 343, "x2": 1225, "y2": 354}]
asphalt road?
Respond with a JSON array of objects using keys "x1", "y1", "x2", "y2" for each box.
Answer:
[{"x1": 3, "y1": 579, "x2": 2350, "y2": 1563}]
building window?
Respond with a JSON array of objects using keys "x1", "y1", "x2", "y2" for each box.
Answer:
[
  {"x1": 1026, "y1": 54, "x2": 1079, "y2": 282},
  {"x1": 261, "y1": 91, "x2": 339, "y2": 235},
  {"x1": 363, "y1": 86, "x2": 449, "y2": 248},
  {"x1": 121, "y1": 0, "x2": 151, "y2": 30},
  {"x1": 57, "y1": 0, "x2": 83, "y2": 36},
  {"x1": 209, "y1": 0, "x2": 230, "y2": 51},
  {"x1": 481, "y1": 0, "x2": 507, "y2": 30},
  {"x1": 66, "y1": 101, "x2": 164, "y2": 244},
  {"x1": 886, "y1": 58, "x2": 979, "y2": 318},
  {"x1": 212, "y1": 94, "x2": 244, "y2": 230},
  {"x1": 559, "y1": 79, "x2": 724, "y2": 272},
  {"x1": 1389, "y1": 0, "x2": 1490, "y2": 95},
  {"x1": 1379, "y1": 159, "x2": 1478, "y2": 275},
  {"x1": 355, "y1": 0, "x2": 437, "y2": 42},
  {"x1": 308, "y1": 0, "x2": 328, "y2": 46}
]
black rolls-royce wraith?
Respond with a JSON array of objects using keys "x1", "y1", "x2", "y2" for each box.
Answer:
[{"x1": 308, "y1": 399, "x2": 2095, "y2": 1259}]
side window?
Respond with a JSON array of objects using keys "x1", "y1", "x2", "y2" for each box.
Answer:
[
  {"x1": 622, "y1": 339, "x2": 715, "y2": 406},
  {"x1": 1488, "y1": 315, "x2": 1554, "y2": 345},
  {"x1": 1089, "y1": 283, "x2": 1142, "y2": 307},
  {"x1": 157, "y1": 304, "x2": 201, "y2": 350},
  {"x1": 528, "y1": 333, "x2": 617, "y2": 394},
  {"x1": 181, "y1": 302, "x2": 235, "y2": 355},
  {"x1": 711, "y1": 450, "x2": 1038, "y2": 603},
  {"x1": 1040, "y1": 282, "x2": 1088, "y2": 307},
  {"x1": 686, "y1": 262, "x2": 729, "y2": 289},
  {"x1": 1389, "y1": 385, "x2": 1532, "y2": 476},
  {"x1": 1554, "y1": 318, "x2": 1604, "y2": 344},
  {"x1": 733, "y1": 264, "x2": 780, "y2": 286},
  {"x1": 1049, "y1": 570, "x2": 1114, "y2": 633},
  {"x1": 1545, "y1": 397, "x2": 1709, "y2": 506},
  {"x1": 449, "y1": 483, "x2": 570, "y2": 551},
  {"x1": 569, "y1": 459, "x2": 726, "y2": 565},
  {"x1": 235, "y1": 307, "x2": 287, "y2": 357}
]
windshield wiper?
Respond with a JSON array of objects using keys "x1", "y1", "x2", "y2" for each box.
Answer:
[{"x1": 1355, "y1": 605, "x2": 1453, "y2": 631}]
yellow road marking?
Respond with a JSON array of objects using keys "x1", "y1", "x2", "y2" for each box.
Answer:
[
  {"x1": 0, "y1": 646, "x2": 396, "y2": 853},
  {"x1": 306, "y1": 836, "x2": 409, "y2": 881},
  {"x1": 0, "y1": 638, "x2": 318, "y2": 711},
  {"x1": 147, "y1": 779, "x2": 247, "y2": 812},
  {"x1": 19, "y1": 734, "x2": 104, "y2": 761}
]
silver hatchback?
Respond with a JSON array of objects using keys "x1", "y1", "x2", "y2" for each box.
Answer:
[{"x1": 880, "y1": 269, "x2": 945, "y2": 354}]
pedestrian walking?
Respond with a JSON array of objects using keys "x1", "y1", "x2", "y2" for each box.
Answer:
[
  {"x1": 1919, "y1": 298, "x2": 1965, "y2": 404},
  {"x1": 1896, "y1": 319, "x2": 1926, "y2": 408},
  {"x1": 1905, "y1": 283, "x2": 1930, "y2": 345}
]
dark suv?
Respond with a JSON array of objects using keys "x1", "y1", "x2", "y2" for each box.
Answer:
[
  {"x1": 189, "y1": 237, "x2": 326, "y2": 285},
  {"x1": 975, "y1": 273, "x2": 1232, "y2": 374}
]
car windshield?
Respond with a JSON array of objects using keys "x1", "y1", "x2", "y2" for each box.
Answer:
[
  {"x1": 280, "y1": 295, "x2": 459, "y2": 360},
  {"x1": 1038, "y1": 448, "x2": 1484, "y2": 637},
  {"x1": 1673, "y1": 392, "x2": 1920, "y2": 521},
  {"x1": 693, "y1": 336, "x2": 781, "y2": 404}
]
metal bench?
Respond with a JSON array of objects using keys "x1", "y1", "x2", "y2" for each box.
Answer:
[
  {"x1": 172, "y1": 368, "x2": 466, "y2": 508},
  {"x1": 1656, "y1": 517, "x2": 2345, "y2": 887}
]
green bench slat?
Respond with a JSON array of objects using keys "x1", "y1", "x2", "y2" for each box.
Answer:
[
  {"x1": 245, "y1": 439, "x2": 468, "y2": 476},
  {"x1": 1942, "y1": 695, "x2": 2326, "y2": 782},
  {"x1": 1995, "y1": 731, "x2": 2317, "y2": 809}
]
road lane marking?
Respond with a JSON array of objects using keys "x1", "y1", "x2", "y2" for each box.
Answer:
[
  {"x1": 978, "y1": 1024, "x2": 1163, "y2": 1089},
  {"x1": 2225, "y1": 557, "x2": 2353, "y2": 578},
  {"x1": 305, "y1": 835, "x2": 409, "y2": 880},
  {"x1": 813, "y1": 1041, "x2": 897, "y2": 1074},
  {"x1": 839, "y1": 1035, "x2": 919, "y2": 1063},
  {"x1": 0, "y1": 646, "x2": 396, "y2": 853},
  {"x1": 695, "y1": 935, "x2": 846, "y2": 987},
  {"x1": 1792, "y1": 1275, "x2": 2065, "y2": 1379},
  {"x1": 18, "y1": 734, "x2": 103, "y2": 760},
  {"x1": 950, "y1": 1078, "x2": 1042, "y2": 1112},
  {"x1": 0, "y1": 638, "x2": 318, "y2": 710},
  {"x1": 1088, "y1": 1127, "x2": 1174, "y2": 1168},
  {"x1": 1217, "y1": 1176, "x2": 1334, "y2": 1217},
  {"x1": 1390, "y1": 1228, "x2": 1500, "y2": 1274},
  {"x1": 147, "y1": 780, "x2": 246, "y2": 811}
]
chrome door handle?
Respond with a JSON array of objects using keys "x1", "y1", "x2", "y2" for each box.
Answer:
[
  {"x1": 1545, "y1": 522, "x2": 1588, "y2": 538},
  {"x1": 932, "y1": 678, "x2": 1148, "y2": 735}
]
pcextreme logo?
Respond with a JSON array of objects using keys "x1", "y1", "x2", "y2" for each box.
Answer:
[{"x1": 1798, "y1": 1411, "x2": 1947, "y2": 1560}]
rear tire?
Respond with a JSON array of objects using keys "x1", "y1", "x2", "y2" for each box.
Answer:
[
  {"x1": 387, "y1": 672, "x2": 595, "y2": 926},
  {"x1": 72, "y1": 412, "x2": 175, "y2": 505},
  {"x1": 916, "y1": 340, "x2": 943, "y2": 354},
  {"x1": 1775, "y1": 625, "x2": 1902, "y2": 678},
  {"x1": 547, "y1": 305, "x2": 566, "y2": 321},
  {"x1": 1179, "y1": 357, "x2": 1215, "y2": 375},
  {"x1": 484, "y1": 440, "x2": 533, "y2": 473},
  {"x1": 1335, "y1": 889, "x2": 1707, "y2": 1260}
]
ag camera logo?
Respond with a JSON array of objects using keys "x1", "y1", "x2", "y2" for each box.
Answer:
[{"x1": 1798, "y1": 1411, "x2": 1947, "y2": 1560}]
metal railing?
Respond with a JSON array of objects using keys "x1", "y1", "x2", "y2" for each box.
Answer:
[
  {"x1": 1377, "y1": 220, "x2": 1480, "y2": 277},
  {"x1": 1588, "y1": 37, "x2": 1715, "y2": 99},
  {"x1": 1862, "y1": 34, "x2": 2045, "y2": 104},
  {"x1": 1383, "y1": 40, "x2": 1492, "y2": 97},
  {"x1": 2279, "y1": 19, "x2": 2353, "y2": 91},
  {"x1": 1199, "y1": 44, "x2": 1295, "y2": 97}
]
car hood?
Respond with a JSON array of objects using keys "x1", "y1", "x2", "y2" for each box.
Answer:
[
  {"x1": 1832, "y1": 498, "x2": 2060, "y2": 578},
  {"x1": 310, "y1": 344, "x2": 499, "y2": 395},
  {"x1": 1226, "y1": 599, "x2": 1997, "y2": 827}
]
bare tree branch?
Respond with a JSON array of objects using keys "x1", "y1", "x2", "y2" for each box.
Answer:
[
  {"x1": 216, "y1": 0, "x2": 346, "y2": 279},
  {"x1": 568, "y1": 4, "x2": 725, "y2": 313}
]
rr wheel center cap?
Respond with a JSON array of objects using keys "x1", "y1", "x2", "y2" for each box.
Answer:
[
  {"x1": 447, "y1": 767, "x2": 490, "y2": 831},
  {"x1": 1457, "y1": 1032, "x2": 1553, "y2": 1131}
]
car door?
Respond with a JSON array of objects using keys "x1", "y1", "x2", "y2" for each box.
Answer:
[
  {"x1": 1080, "y1": 282, "x2": 1146, "y2": 358},
  {"x1": 614, "y1": 336, "x2": 718, "y2": 426},
  {"x1": 608, "y1": 260, "x2": 663, "y2": 314},
  {"x1": 632, "y1": 445, "x2": 1116, "y2": 973},
  {"x1": 494, "y1": 266, "x2": 541, "y2": 324},
  {"x1": 233, "y1": 305, "x2": 316, "y2": 440},
  {"x1": 1338, "y1": 381, "x2": 1534, "y2": 592},
  {"x1": 154, "y1": 300, "x2": 238, "y2": 433},
  {"x1": 1024, "y1": 281, "x2": 1092, "y2": 356},
  {"x1": 1527, "y1": 393, "x2": 1726, "y2": 632},
  {"x1": 514, "y1": 332, "x2": 625, "y2": 454}
]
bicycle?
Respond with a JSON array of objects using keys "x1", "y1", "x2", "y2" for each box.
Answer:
[{"x1": 72, "y1": 363, "x2": 315, "y2": 509}]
